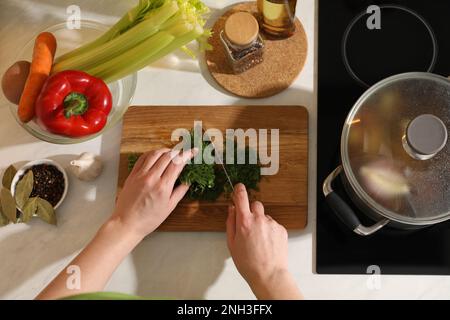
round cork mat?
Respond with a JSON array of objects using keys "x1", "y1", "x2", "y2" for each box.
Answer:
[{"x1": 205, "y1": 2, "x2": 308, "y2": 99}]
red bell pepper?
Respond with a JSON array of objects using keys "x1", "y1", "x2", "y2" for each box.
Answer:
[{"x1": 35, "y1": 70, "x2": 112, "y2": 137}]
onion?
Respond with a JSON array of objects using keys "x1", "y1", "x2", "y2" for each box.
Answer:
[{"x1": 1, "y1": 61, "x2": 30, "y2": 105}]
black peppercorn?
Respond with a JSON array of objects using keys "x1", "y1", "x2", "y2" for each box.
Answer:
[{"x1": 22, "y1": 164, "x2": 65, "y2": 207}]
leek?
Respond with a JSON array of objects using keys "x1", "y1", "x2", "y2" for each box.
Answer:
[{"x1": 52, "y1": 0, "x2": 211, "y2": 83}]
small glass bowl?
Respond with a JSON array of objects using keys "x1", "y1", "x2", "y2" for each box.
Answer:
[{"x1": 9, "y1": 20, "x2": 137, "y2": 144}]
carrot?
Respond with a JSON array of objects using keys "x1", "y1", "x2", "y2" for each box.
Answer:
[{"x1": 18, "y1": 32, "x2": 57, "y2": 123}]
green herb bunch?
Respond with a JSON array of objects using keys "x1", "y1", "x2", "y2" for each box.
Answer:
[
  {"x1": 220, "y1": 146, "x2": 261, "y2": 194},
  {"x1": 127, "y1": 132, "x2": 262, "y2": 201},
  {"x1": 128, "y1": 154, "x2": 140, "y2": 172},
  {"x1": 177, "y1": 129, "x2": 217, "y2": 200},
  {"x1": 179, "y1": 162, "x2": 216, "y2": 199}
]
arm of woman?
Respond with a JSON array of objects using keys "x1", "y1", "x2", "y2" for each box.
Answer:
[{"x1": 36, "y1": 148, "x2": 196, "y2": 300}]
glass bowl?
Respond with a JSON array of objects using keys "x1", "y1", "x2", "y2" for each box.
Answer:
[{"x1": 9, "y1": 21, "x2": 137, "y2": 144}]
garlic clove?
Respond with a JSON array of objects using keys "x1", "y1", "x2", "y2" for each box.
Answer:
[
  {"x1": 70, "y1": 159, "x2": 93, "y2": 168},
  {"x1": 69, "y1": 152, "x2": 103, "y2": 181}
]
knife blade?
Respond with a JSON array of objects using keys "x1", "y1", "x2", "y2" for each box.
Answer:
[
  {"x1": 219, "y1": 159, "x2": 235, "y2": 192},
  {"x1": 206, "y1": 134, "x2": 234, "y2": 192}
]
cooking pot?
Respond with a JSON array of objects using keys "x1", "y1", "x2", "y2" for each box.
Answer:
[{"x1": 323, "y1": 72, "x2": 449, "y2": 236}]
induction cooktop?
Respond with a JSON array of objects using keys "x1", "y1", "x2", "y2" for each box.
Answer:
[{"x1": 316, "y1": 0, "x2": 450, "y2": 274}]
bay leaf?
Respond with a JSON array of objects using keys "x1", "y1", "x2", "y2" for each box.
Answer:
[
  {"x1": 0, "y1": 202, "x2": 9, "y2": 226},
  {"x1": 0, "y1": 213, "x2": 8, "y2": 226},
  {"x1": 22, "y1": 197, "x2": 38, "y2": 223},
  {"x1": 2, "y1": 165, "x2": 17, "y2": 190},
  {"x1": 36, "y1": 198, "x2": 56, "y2": 225},
  {"x1": 15, "y1": 170, "x2": 34, "y2": 210},
  {"x1": 0, "y1": 188, "x2": 17, "y2": 223}
]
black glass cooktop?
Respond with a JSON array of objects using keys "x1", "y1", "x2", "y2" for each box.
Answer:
[{"x1": 316, "y1": 0, "x2": 450, "y2": 274}]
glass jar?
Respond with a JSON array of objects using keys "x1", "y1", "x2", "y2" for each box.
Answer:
[
  {"x1": 257, "y1": 0, "x2": 297, "y2": 38},
  {"x1": 220, "y1": 11, "x2": 265, "y2": 74}
]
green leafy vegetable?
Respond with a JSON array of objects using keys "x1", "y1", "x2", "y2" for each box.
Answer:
[
  {"x1": 177, "y1": 129, "x2": 216, "y2": 200},
  {"x1": 179, "y1": 161, "x2": 216, "y2": 199},
  {"x1": 219, "y1": 147, "x2": 261, "y2": 194},
  {"x1": 128, "y1": 154, "x2": 141, "y2": 172},
  {"x1": 2, "y1": 165, "x2": 17, "y2": 190},
  {"x1": 178, "y1": 146, "x2": 261, "y2": 200},
  {"x1": 53, "y1": 0, "x2": 211, "y2": 83},
  {"x1": 126, "y1": 131, "x2": 262, "y2": 201}
]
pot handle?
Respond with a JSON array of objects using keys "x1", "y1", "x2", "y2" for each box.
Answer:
[{"x1": 323, "y1": 166, "x2": 389, "y2": 236}]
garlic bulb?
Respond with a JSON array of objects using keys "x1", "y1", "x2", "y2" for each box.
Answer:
[{"x1": 69, "y1": 153, "x2": 103, "y2": 181}]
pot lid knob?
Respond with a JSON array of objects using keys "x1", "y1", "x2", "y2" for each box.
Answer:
[{"x1": 404, "y1": 114, "x2": 448, "y2": 160}]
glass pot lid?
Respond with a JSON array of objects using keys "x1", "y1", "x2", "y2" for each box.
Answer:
[{"x1": 342, "y1": 73, "x2": 450, "y2": 224}]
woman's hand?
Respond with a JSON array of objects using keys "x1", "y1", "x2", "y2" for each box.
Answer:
[
  {"x1": 113, "y1": 148, "x2": 197, "y2": 239},
  {"x1": 37, "y1": 148, "x2": 196, "y2": 300},
  {"x1": 226, "y1": 184, "x2": 302, "y2": 300}
]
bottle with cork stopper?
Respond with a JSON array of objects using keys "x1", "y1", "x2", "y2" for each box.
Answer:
[{"x1": 220, "y1": 11, "x2": 265, "y2": 74}]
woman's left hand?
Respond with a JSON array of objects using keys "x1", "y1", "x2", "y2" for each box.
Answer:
[
  {"x1": 37, "y1": 149, "x2": 197, "y2": 299},
  {"x1": 113, "y1": 148, "x2": 197, "y2": 239}
]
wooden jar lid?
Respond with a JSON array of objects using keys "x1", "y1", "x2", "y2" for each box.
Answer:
[{"x1": 224, "y1": 11, "x2": 259, "y2": 47}]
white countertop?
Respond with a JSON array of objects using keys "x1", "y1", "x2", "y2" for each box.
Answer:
[{"x1": 1, "y1": 0, "x2": 449, "y2": 300}]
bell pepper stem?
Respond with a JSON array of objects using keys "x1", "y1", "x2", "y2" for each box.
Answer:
[{"x1": 64, "y1": 92, "x2": 89, "y2": 118}]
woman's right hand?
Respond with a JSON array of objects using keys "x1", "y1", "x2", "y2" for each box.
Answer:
[{"x1": 226, "y1": 184, "x2": 302, "y2": 300}]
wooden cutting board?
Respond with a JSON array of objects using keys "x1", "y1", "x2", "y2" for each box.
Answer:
[{"x1": 117, "y1": 105, "x2": 308, "y2": 231}]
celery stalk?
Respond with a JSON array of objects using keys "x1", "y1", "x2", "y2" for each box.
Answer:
[
  {"x1": 143, "y1": 25, "x2": 204, "y2": 65},
  {"x1": 52, "y1": 0, "x2": 211, "y2": 83},
  {"x1": 87, "y1": 23, "x2": 199, "y2": 82},
  {"x1": 110, "y1": 27, "x2": 203, "y2": 83},
  {"x1": 52, "y1": 1, "x2": 179, "y2": 73},
  {"x1": 54, "y1": 0, "x2": 162, "y2": 62},
  {"x1": 85, "y1": 32, "x2": 177, "y2": 82}
]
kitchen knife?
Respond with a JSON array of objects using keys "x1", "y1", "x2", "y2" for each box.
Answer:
[
  {"x1": 218, "y1": 158, "x2": 235, "y2": 192},
  {"x1": 205, "y1": 133, "x2": 235, "y2": 192}
]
